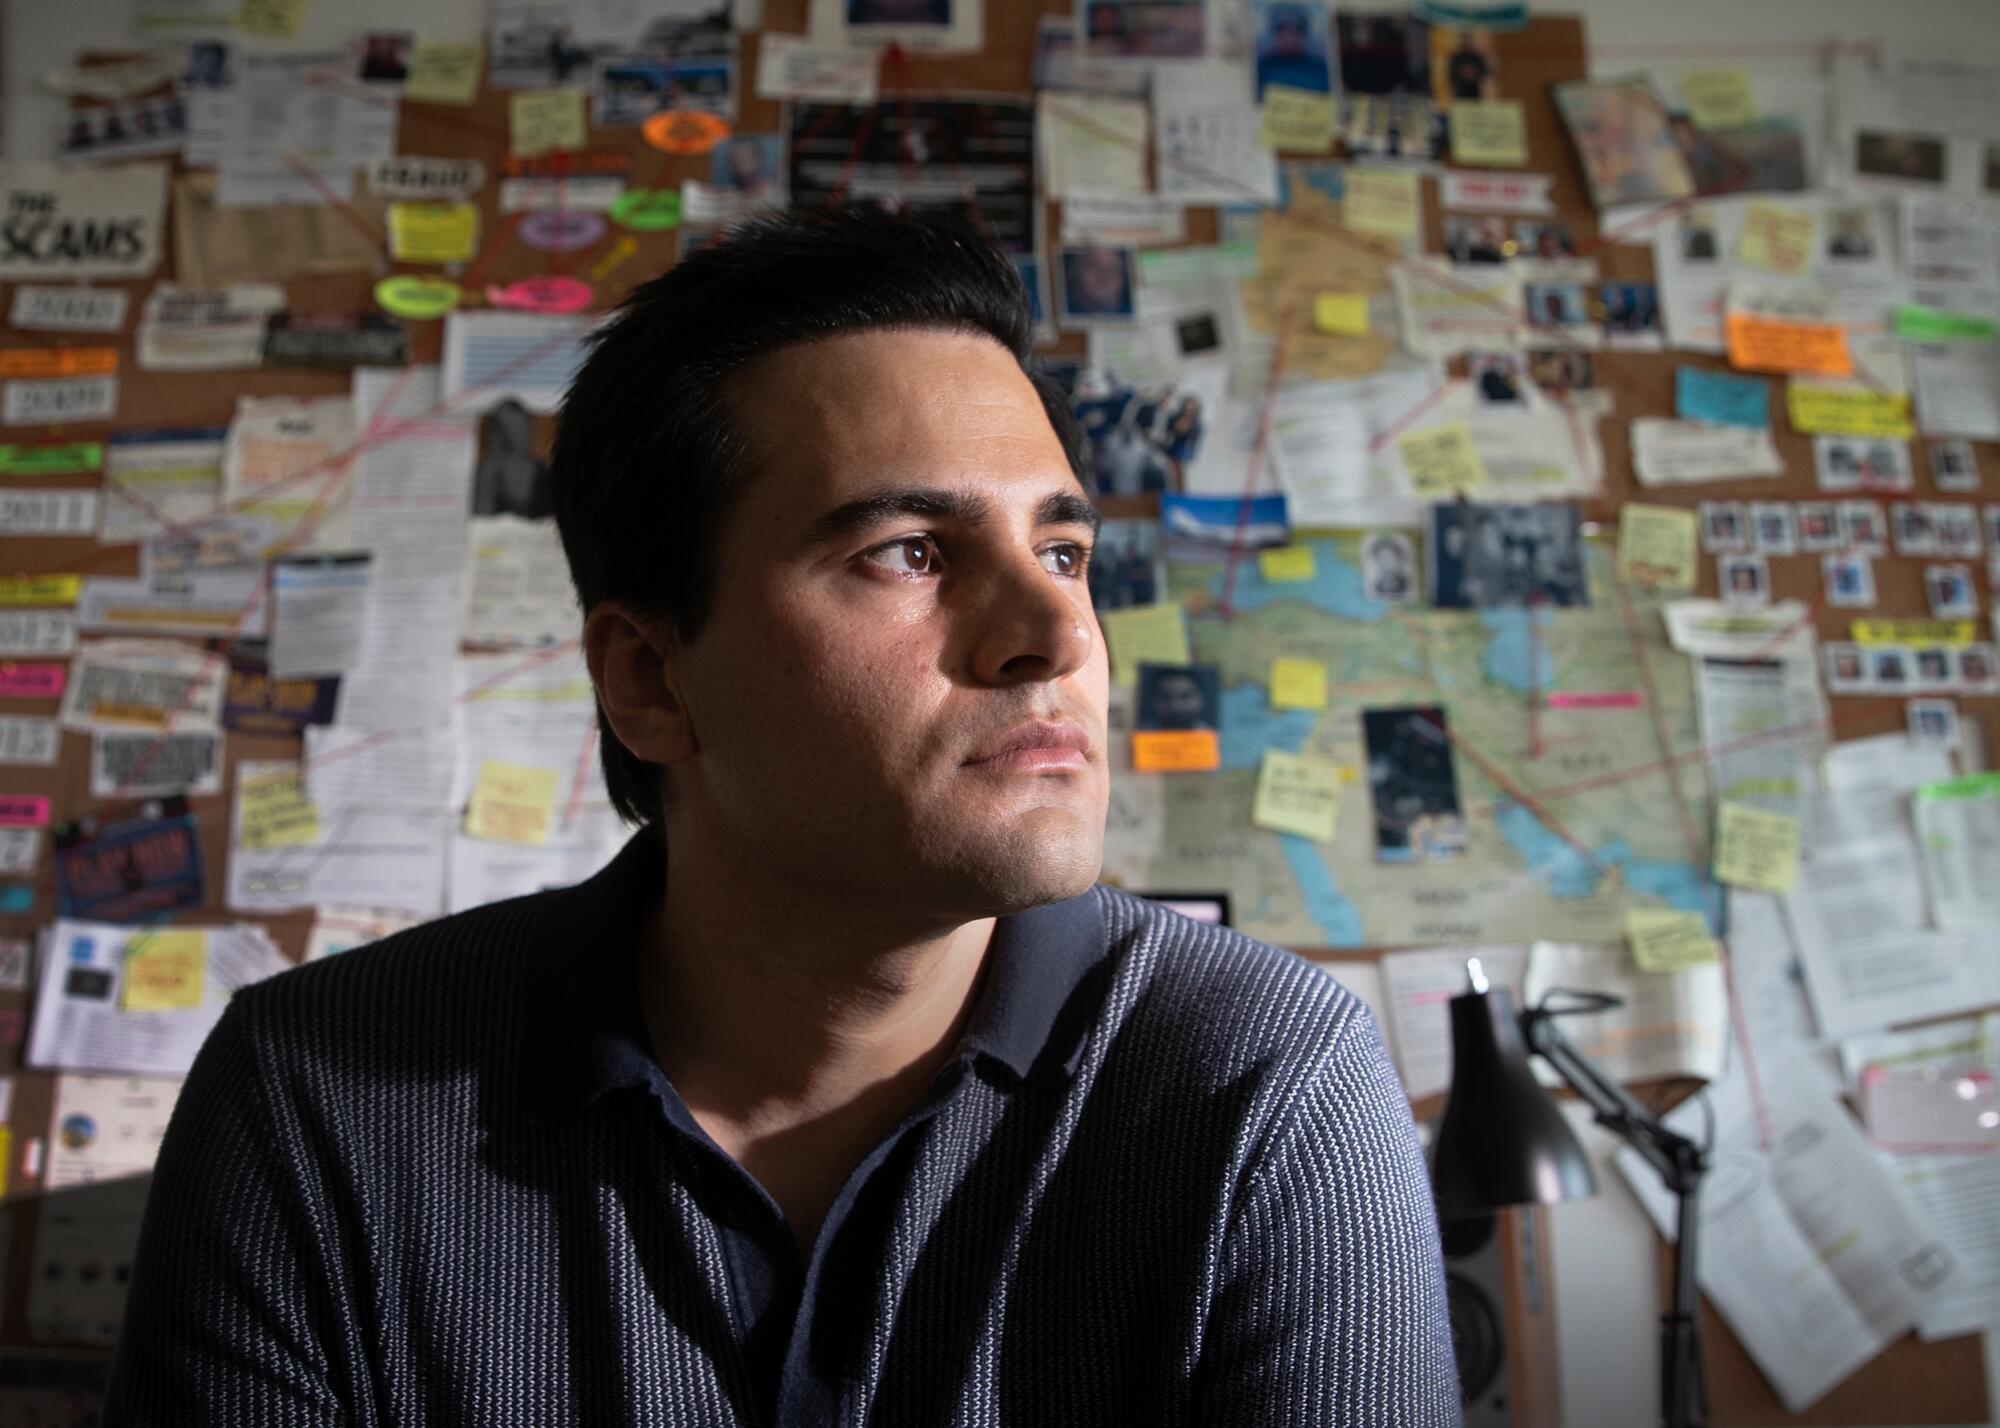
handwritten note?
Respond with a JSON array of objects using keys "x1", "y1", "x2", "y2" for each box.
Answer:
[
  {"x1": 1132, "y1": 729, "x2": 1221, "y2": 773},
  {"x1": 466, "y1": 761, "x2": 559, "y2": 846},
  {"x1": 1616, "y1": 504, "x2": 1699, "y2": 592},
  {"x1": 1675, "y1": 366, "x2": 1768, "y2": 428},
  {"x1": 1269, "y1": 657, "x2": 1328, "y2": 711},
  {"x1": 1735, "y1": 202, "x2": 1815, "y2": 276},
  {"x1": 1260, "y1": 86, "x2": 1336, "y2": 154},
  {"x1": 1724, "y1": 312, "x2": 1851, "y2": 377},
  {"x1": 1313, "y1": 292, "x2": 1370, "y2": 336},
  {"x1": 237, "y1": 0, "x2": 311, "y2": 40},
  {"x1": 1342, "y1": 168, "x2": 1420, "y2": 241},
  {"x1": 122, "y1": 929, "x2": 207, "y2": 1012},
  {"x1": 1449, "y1": 100, "x2": 1528, "y2": 168},
  {"x1": 1625, "y1": 908, "x2": 1719, "y2": 972},
  {"x1": 1252, "y1": 750, "x2": 1345, "y2": 841},
  {"x1": 1259, "y1": 545, "x2": 1317, "y2": 582},
  {"x1": 1681, "y1": 69, "x2": 1759, "y2": 130},
  {"x1": 237, "y1": 766, "x2": 321, "y2": 851},
  {"x1": 509, "y1": 90, "x2": 587, "y2": 159},
  {"x1": 404, "y1": 40, "x2": 483, "y2": 105},
  {"x1": 1784, "y1": 386, "x2": 1915, "y2": 440},
  {"x1": 1398, "y1": 421, "x2": 1488, "y2": 499},
  {"x1": 1714, "y1": 801, "x2": 1800, "y2": 893},
  {"x1": 1101, "y1": 602, "x2": 1191, "y2": 686},
  {"x1": 387, "y1": 203, "x2": 480, "y2": 264}
]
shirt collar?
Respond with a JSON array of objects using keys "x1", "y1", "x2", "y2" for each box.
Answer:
[{"x1": 528, "y1": 823, "x2": 1111, "y2": 1125}]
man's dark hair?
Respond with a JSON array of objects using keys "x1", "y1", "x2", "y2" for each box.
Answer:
[{"x1": 551, "y1": 204, "x2": 1089, "y2": 827}]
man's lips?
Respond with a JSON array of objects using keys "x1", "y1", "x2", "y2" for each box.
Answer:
[{"x1": 963, "y1": 719, "x2": 1096, "y2": 771}]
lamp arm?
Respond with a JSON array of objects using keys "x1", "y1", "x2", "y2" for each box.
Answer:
[{"x1": 1522, "y1": 1005, "x2": 1706, "y2": 1194}]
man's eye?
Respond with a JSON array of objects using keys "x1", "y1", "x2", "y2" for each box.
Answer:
[
  {"x1": 1040, "y1": 542, "x2": 1089, "y2": 578},
  {"x1": 865, "y1": 537, "x2": 941, "y2": 575}
]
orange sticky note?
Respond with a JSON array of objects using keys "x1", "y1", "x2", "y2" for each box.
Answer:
[
  {"x1": 1132, "y1": 729, "x2": 1221, "y2": 772},
  {"x1": 1724, "y1": 312, "x2": 1851, "y2": 377}
]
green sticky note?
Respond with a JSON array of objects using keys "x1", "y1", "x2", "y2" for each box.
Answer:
[
  {"x1": 0, "y1": 443, "x2": 103, "y2": 475},
  {"x1": 1893, "y1": 304, "x2": 1998, "y2": 343},
  {"x1": 1916, "y1": 772, "x2": 2000, "y2": 802},
  {"x1": 1101, "y1": 602, "x2": 1191, "y2": 686}
]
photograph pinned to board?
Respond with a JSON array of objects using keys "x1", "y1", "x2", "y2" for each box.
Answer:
[
  {"x1": 1362, "y1": 705, "x2": 1470, "y2": 863},
  {"x1": 1550, "y1": 74, "x2": 1695, "y2": 208},
  {"x1": 811, "y1": 0, "x2": 986, "y2": 53},
  {"x1": 1427, "y1": 501, "x2": 1589, "y2": 609}
]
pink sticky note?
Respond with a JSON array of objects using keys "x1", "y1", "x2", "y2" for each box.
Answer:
[
  {"x1": 486, "y1": 276, "x2": 595, "y2": 314},
  {"x1": 0, "y1": 663, "x2": 65, "y2": 698},
  {"x1": 0, "y1": 795, "x2": 50, "y2": 827},
  {"x1": 1546, "y1": 692, "x2": 1644, "y2": 710}
]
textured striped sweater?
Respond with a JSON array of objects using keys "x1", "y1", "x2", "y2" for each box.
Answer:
[{"x1": 103, "y1": 826, "x2": 1460, "y2": 1426}]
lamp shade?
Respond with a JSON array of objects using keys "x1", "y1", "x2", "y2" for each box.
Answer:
[{"x1": 1430, "y1": 974, "x2": 1597, "y2": 1219}]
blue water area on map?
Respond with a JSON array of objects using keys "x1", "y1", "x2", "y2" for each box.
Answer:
[
  {"x1": 1278, "y1": 835, "x2": 1366, "y2": 946},
  {"x1": 1492, "y1": 801, "x2": 1722, "y2": 927},
  {"x1": 1217, "y1": 685, "x2": 1320, "y2": 770},
  {"x1": 1210, "y1": 540, "x2": 1389, "y2": 620},
  {"x1": 1478, "y1": 606, "x2": 1554, "y2": 694}
]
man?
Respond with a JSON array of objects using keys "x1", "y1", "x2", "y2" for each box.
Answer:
[
  {"x1": 1256, "y1": 2, "x2": 1331, "y2": 97},
  {"x1": 104, "y1": 208, "x2": 1457, "y2": 1425}
]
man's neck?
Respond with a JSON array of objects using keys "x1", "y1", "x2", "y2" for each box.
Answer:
[{"x1": 641, "y1": 842, "x2": 998, "y2": 1143}]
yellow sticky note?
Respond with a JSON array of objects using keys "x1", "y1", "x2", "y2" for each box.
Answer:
[
  {"x1": 1132, "y1": 729, "x2": 1221, "y2": 773},
  {"x1": 467, "y1": 761, "x2": 559, "y2": 846},
  {"x1": 1397, "y1": 421, "x2": 1488, "y2": 499},
  {"x1": 1260, "y1": 86, "x2": 1337, "y2": 154},
  {"x1": 238, "y1": 0, "x2": 310, "y2": 40},
  {"x1": 1625, "y1": 909, "x2": 1719, "y2": 973},
  {"x1": 0, "y1": 573, "x2": 81, "y2": 606},
  {"x1": 1714, "y1": 801, "x2": 1800, "y2": 893},
  {"x1": 1101, "y1": 602, "x2": 1191, "y2": 686},
  {"x1": 1313, "y1": 292, "x2": 1370, "y2": 336},
  {"x1": 238, "y1": 767, "x2": 321, "y2": 850},
  {"x1": 388, "y1": 202, "x2": 480, "y2": 264},
  {"x1": 1616, "y1": 503, "x2": 1699, "y2": 592},
  {"x1": 1736, "y1": 202, "x2": 1815, "y2": 277},
  {"x1": 404, "y1": 40, "x2": 483, "y2": 105},
  {"x1": 1259, "y1": 545, "x2": 1317, "y2": 582},
  {"x1": 1449, "y1": 100, "x2": 1529, "y2": 168},
  {"x1": 1252, "y1": 750, "x2": 1345, "y2": 841},
  {"x1": 1269, "y1": 657, "x2": 1328, "y2": 711},
  {"x1": 1342, "y1": 168, "x2": 1420, "y2": 241},
  {"x1": 1682, "y1": 69, "x2": 1759, "y2": 130},
  {"x1": 510, "y1": 89, "x2": 587, "y2": 159},
  {"x1": 1852, "y1": 619, "x2": 1974, "y2": 648},
  {"x1": 122, "y1": 929, "x2": 208, "y2": 1012},
  {"x1": 1784, "y1": 386, "x2": 1915, "y2": 440}
]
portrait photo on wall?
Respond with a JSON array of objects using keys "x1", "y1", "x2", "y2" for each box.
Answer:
[
  {"x1": 1065, "y1": 366, "x2": 1213, "y2": 497},
  {"x1": 1252, "y1": 0, "x2": 1334, "y2": 97},
  {"x1": 1430, "y1": 25, "x2": 1499, "y2": 104},
  {"x1": 1362, "y1": 531, "x2": 1419, "y2": 603},
  {"x1": 1363, "y1": 705, "x2": 1469, "y2": 862},
  {"x1": 1057, "y1": 244, "x2": 1138, "y2": 323},
  {"x1": 1135, "y1": 663, "x2": 1221, "y2": 731},
  {"x1": 471, "y1": 399, "x2": 554, "y2": 520},
  {"x1": 1088, "y1": 518, "x2": 1167, "y2": 611},
  {"x1": 1079, "y1": 0, "x2": 1207, "y2": 59},
  {"x1": 1428, "y1": 501, "x2": 1589, "y2": 610}
]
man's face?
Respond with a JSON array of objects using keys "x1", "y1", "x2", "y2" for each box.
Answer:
[
  {"x1": 1152, "y1": 672, "x2": 1207, "y2": 727},
  {"x1": 669, "y1": 329, "x2": 1110, "y2": 921}
]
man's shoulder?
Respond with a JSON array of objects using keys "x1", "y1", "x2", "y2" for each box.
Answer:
[
  {"x1": 229, "y1": 884, "x2": 569, "y2": 1049},
  {"x1": 1090, "y1": 885, "x2": 1379, "y2": 1076}
]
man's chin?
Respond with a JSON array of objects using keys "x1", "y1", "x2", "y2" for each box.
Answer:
[{"x1": 936, "y1": 807, "x2": 1106, "y2": 914}]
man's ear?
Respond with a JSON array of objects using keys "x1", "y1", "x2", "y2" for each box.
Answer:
[{"x1": 583, "y1": 601, "x2": 697, "y2": 768}]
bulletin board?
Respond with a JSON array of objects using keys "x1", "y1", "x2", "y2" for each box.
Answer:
[{"x1": 0, "y1": 4, "x2": 1991, "y2": 1423}]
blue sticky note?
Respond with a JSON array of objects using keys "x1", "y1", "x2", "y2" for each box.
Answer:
[
  {"x1": 0, "y1": 885, "x2": 32, "y2": 914},
  {"x1": 1675, "y1": 367, "x2": 1769, "y2": 429}
]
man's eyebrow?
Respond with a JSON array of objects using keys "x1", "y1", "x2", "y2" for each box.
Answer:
[
  {"x1": 1037, "y1": 489, "x2": 1103, "y2": 538},
  {"x1": 801, "y1": 485, "x2": 1103, "y2": 546}
]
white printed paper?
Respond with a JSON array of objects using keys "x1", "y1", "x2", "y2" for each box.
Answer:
[
  {"x1": 0, "y1": 161, "x2": 168, "y2": 279},
  {"x1": 3, "y1": 375, "x2": 118, "y2": 426},
  {"x1": 1630, "y1": 418, "x2": 1784, "y2": 486},
  {"x1": 8, "y1": 285, "x2": 129, "y2": 332},
  {"x1": 0, "y1": 715, "x2": 61, "y2": 766},
  {"x1": 0, "y1": 488, "x2": 99, "y2": 536}
]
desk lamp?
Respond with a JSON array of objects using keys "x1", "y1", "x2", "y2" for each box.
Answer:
[{"x1": 1429, "y1": 957, "x2": 1710, "y2": 1428}]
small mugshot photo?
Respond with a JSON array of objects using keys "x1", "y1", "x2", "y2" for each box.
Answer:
[
  {"x1": 1699, "y1": 501, "x2": 1750, "y2": 553},
  {"x1": 1057, "y1": 244, "x2": 1138, "y2": 323},
  {"x1": 1906, "y1": 697, "x2": 1960, "y2": 747},
  {"x1": 1824, "y1": 553, "x2": 1875, "y2": 608},
  {"x1": 1719, "y1": 554, "x2": 1769, "y2": 606},
  {"x1": 1363, "y1": 531, "x2": 1418, "y2": 603},
  {"x1": 1135, "y1": 663, "x2": 1221, "y2": 732},
  {"x1": 1925, "y1": 563, "x2": 1979, "y2": 618}
]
